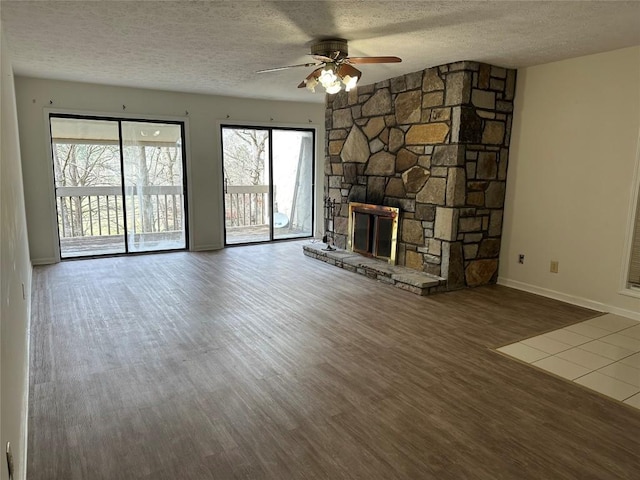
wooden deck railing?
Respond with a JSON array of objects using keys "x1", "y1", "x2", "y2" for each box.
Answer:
[
  {"x1": 224, "y1": 185, "x2": 269, "y2": 228},
  {"x1": 55, "y1": 185, "x2": 184, "y2": 238},
  {"x1": 56, "y1": 184, "x2": 276, "y2": 241}
]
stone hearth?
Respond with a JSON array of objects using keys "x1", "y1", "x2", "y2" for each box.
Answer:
[
  {"x1": 323, "y1": 60, "x2": 516, "y2": 292},
  {"x1": 303, "y1": 243, "x2": 446, "y2": 296}
]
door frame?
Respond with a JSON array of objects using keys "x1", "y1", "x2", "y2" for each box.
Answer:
[
  {"x1": 220, "y1": 123, "x2": 316, "y2": 246},
  {"x1": 47, "y1": 111, "x2": 190, "y2": 259}
]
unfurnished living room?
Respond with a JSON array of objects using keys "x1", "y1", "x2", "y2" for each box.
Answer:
[{"x1": 1, "y1": 1, "x2": 640, "y2": 479}]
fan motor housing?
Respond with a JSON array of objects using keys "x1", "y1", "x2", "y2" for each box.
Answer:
[{"x1": 311, "y1": 39, "x2": 348, "y2": 59}]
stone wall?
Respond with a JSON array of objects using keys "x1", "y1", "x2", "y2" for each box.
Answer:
[{"x1": 324, "y1": 61, "x2": 516, "y2": 289}]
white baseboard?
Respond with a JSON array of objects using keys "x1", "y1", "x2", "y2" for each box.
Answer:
[
  {"x1": 20, "y1": 267, "x2": 33, "y2": 480},
  {"x1": 31, "y1": 256, "x2": 57, "y2": 266},
  {"x1": 191, "y1": 244, "x2": 223, "y2": 252},
  {"x1": 497, "y1": 277, "x2": 640, "y2": 322},
  {"x1": 21, "y1": 327, "x2": 30, "y2": 479}
]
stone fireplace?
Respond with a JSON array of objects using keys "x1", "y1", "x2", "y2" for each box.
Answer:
[
  {"x1": 348, "y1": 202, "x2": 399, "y2": 264},
  {"x1": 324, "y1": 61, "x2": 516, "y2": 290}
]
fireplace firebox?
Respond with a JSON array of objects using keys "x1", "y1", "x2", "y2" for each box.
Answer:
[{"x1": 348, "y1": 203, "x2": 399, "y2": 265}]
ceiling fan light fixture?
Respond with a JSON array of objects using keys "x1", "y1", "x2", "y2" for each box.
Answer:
[
  {"x1": 318, "y1": 65, "x2": 342, "y2": 94},
  {"x1": 305, "y1": 76, "x2": 318, "y2": 92},
  {"x1": 342, "y1": 74, "x2": 358, "y2": 92},
  {"x1": 318, "y1": 65, "x2": 338, "y2": 87},
  {"x1": 258, "y1": 38, "x2": 400, "y2": 95},
  {"x1": 325, "y1": 81, "x2": 342, "y2": 95}
]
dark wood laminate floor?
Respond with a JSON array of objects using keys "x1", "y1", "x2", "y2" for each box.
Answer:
[{"x1": 28, "y1": 241, "x2": 640, "y2": 479}]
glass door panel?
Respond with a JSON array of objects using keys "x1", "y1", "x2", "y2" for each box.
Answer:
[
  {"x1": 121, "y1": 121, "x2": 187, "y2": 252},
  {"x1": 50, "y1": 117, "x2": 125, "y2": 258},
  {"x1": 272, "y1": 130, "x2": 314, "y2": 240},
  {"x1": 222, "y1": 127, "x2": 271, "y2": 244}
]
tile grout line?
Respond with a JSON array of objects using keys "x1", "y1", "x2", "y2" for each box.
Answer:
[{"x1": 496, "y1": 314, "x2": 640, "y2": 410}]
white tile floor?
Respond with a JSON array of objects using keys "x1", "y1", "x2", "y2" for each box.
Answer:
[{"x1": 497, "y1": 313, "x2": 640, "y2": 409}]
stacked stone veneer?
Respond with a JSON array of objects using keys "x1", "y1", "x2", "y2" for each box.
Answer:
[{"x1": 324, "y1": 61, "x2": 516, "y2": 290}]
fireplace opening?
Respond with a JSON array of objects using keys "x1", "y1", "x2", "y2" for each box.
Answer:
[{"x1": 348, "y1": 202, "x2": 399, "y2": 264}]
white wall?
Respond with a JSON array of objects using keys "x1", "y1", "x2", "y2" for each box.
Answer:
[
  {"x1": 14, "y1": 77, "x2": 326, "y2": 264},
  {"x1": 1, "y1": 22, "x2": 32, "y2": 480},
  {"x1": 500, "y1": 46, "x2": 640, "y2": 319}
]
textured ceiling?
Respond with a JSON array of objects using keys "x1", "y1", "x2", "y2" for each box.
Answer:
[{"x1": 1, "y1": 1, "x2": 639, "y2": 103}]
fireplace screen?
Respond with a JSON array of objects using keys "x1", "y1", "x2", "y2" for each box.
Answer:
[{"x1": 348, "y1": 203, "x2": 399, "y2": 264}]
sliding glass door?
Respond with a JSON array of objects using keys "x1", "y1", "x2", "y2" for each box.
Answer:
[
  {"x1": 221, "y1": 127, "x2": 271, "y2": 244},
  {"x1": 121, "y1": 122, "x2": 186, "y2": 252},
  {"x1": 272, "y1": 129, "x2": 314, "y2": 240},
  {"x1": 50, "y1": 115, "x2": 188, "y2": 258},
  {"x1": 51, "y1": 117, "x2": 125, "y2": 257},
  {"x1": 221, "y1": 126, "x2": 314, "y2": 245}
]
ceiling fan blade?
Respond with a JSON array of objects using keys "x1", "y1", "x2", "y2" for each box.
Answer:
[
  {"x1": 256, "y1": 62, "x2": 320, "y2": 74},
  {"x1": 347, "y1": 56, "x2": 402, "y2": 64},
  {"x1": 338, "y1": 63, "x2": 362, "y2": 79},
  {"x1": 298, "y1": 67, "x2": 323, "y2": 88}
]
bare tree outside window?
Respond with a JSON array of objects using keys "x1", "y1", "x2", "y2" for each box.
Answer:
[
  {"x1": 123, "y1": 143, "x2": 182, "y2": 234},
  {"x1": 52, "y1": 142, "x2": 121, "y2": 237},
  {"x1": 222, "y1": 128, "x2": 268, "y2": 186},
  {"x1": 222, "y1": 128, "x2": 269, "y2": 229}
]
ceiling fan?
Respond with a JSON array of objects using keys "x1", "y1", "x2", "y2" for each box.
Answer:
[{"x1": 256, "y1": 39, "x2": 402, "y2": 94}]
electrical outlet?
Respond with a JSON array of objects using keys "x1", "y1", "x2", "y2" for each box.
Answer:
[
  {"x1": 518, "y1": 254, "x2": 525, "y2": 264},
  {"x1": 550, "y1": 260, "x2": 559, "y2": 273}
]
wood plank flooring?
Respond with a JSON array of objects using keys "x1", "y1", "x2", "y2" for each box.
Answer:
[{"x1": 28, "y1": 240, "x2": 640, "y2": 479}]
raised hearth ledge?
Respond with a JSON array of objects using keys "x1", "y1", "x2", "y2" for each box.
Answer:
[{"x1": 303, "y1": 243, "x2": 446, "y2": 296}]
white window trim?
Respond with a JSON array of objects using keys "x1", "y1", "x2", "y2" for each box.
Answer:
[
  {"x1": 619, "y1": 129, "x2": 640, "y2": 299},
  {"x1": 43, "y1": 108, "x2": 192, "y2": 261}
]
